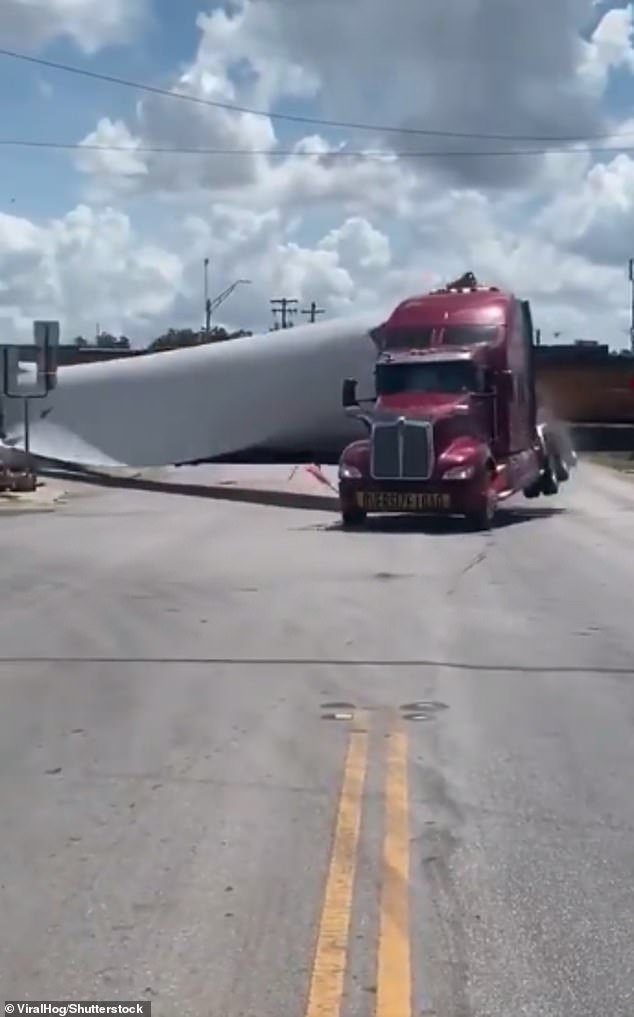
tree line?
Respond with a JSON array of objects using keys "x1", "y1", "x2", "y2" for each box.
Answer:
[{"x1": 71, "y1": 325, "x2": 254, "y2": 352}]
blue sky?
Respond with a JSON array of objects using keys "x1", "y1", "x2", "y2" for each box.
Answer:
[
  {"x1": 0, "y1": 0, "x2": 627, "y2": 224},
  {"x1": 0, "y1": 3, "x2": 321, "y2": 226},
  {"x1": 0, "y1": 0, "x2": 329, "y2": 224},
  {"x1": 0, "y1": 0, "x2": 212, "y2": 220},
  {"x1": 1, "y1": 0, "x2": 634, "y2": 346}
]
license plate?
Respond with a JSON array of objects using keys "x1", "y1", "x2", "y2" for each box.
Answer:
[{"x1": 356, "y1": 491, "x2": 450, "y2": 511}]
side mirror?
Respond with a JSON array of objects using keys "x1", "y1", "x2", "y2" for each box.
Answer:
[{"x1": 342, "y1": 378, "x2": 358, "y2": 408}]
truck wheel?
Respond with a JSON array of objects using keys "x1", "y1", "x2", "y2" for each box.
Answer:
[
  {"x1": 341, "y1": 508, "x2": 366, "y2": 528},
  {"x1": 554, "y1": 458, "x2": 570, "y2": 483},
  {"x1": 466, "y1": 494, "x2": 496, "y2": 531},
  {"x1": 541, "y1": 461, "x2": 559, "y2": 496}
]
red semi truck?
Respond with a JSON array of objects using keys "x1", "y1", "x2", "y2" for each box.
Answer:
[{"x1": 337, "y1": 274, "x2": 573, "y2": 530}]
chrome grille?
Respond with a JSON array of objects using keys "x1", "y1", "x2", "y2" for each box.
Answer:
[{"x1": 370, "y1": 419, "x2": 433, "y2": 480}]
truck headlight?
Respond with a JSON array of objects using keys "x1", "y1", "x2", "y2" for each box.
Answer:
[
  {"x1": 339, "y1": 463, "x2": 362, "y2": 479},
  {"x1": 443, "y1": 464, "x2": 475, "y2": 480}
]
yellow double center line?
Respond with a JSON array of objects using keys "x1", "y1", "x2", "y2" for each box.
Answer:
[
  {"x1": 377, "y1": 726, "x2": 411, "y2": 1016},
  {"x1": 304, "y1": 712, "x2": 411, "y2": 1017}
]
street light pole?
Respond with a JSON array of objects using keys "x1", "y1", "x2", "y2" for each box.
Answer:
[
  {"x1": 628, "y1": 258, "x2": 634, "y2": 352},
  {"x1": 204, "y1": 258, "x2": 210, "y2": 334},
  {"x1": 206, "y1": 279, "x2": 251, "y2": 334}
]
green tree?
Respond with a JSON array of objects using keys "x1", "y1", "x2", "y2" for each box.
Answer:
[
  {"x1": 147, "y1": 325, "x2": 254, "y2": 352},
  {"x1": 95, "y1": 331, "x2": 130, "y2": 349},
  {"x1": 148, "y1": 328, "x2": 201, "y2": 352}
]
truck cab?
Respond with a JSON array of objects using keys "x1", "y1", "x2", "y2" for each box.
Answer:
[{"x1": 338, "y1": 276, "x2": 565, "y2": 529}]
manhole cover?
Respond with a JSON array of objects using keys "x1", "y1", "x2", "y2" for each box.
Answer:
[
  {"x1": 374, "y1": 572, "x2": 413, "y2": 581},
  {"x1": 400, "y1": 701, "x2": 449, "y2": 713}
]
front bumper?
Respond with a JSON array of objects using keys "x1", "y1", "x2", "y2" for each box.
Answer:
[{"x1": 339, "y1": 477, "x2": 488, "y2": 516}]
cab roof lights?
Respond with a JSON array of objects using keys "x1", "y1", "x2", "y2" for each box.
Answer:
[
  {"x1": 429, "y1": 271, "x2": 500, "y2": 295},
  {"x1": 431, "y1": 286, "x2": 501, "y2": 294}
]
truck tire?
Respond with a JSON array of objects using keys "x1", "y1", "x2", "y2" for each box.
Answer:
[
  {"x1": 541, "y1": 461, "x2": 559, "y2": 496},
  {"x1": 466, "y1": 494, "x2": 496, "y2": 531},
  {"x1": 554, "y1": 458, "x2": 570, "y2": 483},
  {"x1": 341, "y1": 508, "x2": 366, "y2": 528}
]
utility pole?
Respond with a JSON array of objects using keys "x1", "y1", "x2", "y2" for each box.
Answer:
[
  {"x1": 301, "y1": 301, "x2": 325, "y2": 324},
  {"x1": 270, "y1": 298, "x2": 298, "y2": 329},
  {"x1": 628, "y1": 258, "x2": 634, "y2": 352}
]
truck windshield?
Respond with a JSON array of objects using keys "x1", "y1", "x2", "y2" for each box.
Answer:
[
  {"x1": 379, "y1": 327, "x2": 434, "y2": 349},
  {"x1": 442, "y1": 325, "x2": 499, "y2": 345},
  {"x1": 376, "y1": 361, "x2": 481, "y2": 395}
]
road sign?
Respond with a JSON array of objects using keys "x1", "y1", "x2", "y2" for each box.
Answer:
[{"x1": 1, "y1": 319, "x2": 59, "y2": 398}]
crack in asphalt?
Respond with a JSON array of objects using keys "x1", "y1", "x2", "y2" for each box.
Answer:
[{"x1": 0, "y1": 656, "x2": 631, "y2": 674}]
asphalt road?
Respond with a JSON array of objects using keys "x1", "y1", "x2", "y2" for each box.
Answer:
[{"x1": 1, "y1": 461, "x2": 634, "y2": 1017}]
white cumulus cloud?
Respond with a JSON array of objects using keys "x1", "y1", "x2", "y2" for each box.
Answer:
[
  {"x1": 1, "y1": 0, "x2": 634, "y2": 352},
  {"x1": 0, "y1": 0, "x2": 148, "y2": 52}
]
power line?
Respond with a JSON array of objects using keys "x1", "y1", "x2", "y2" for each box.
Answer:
[
  {"x1": 0, "y1": 137, "x2": 632, "y2": 160},
  {"x1": 1, "y1": 46, "x2": 633, "y2": 145}
]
